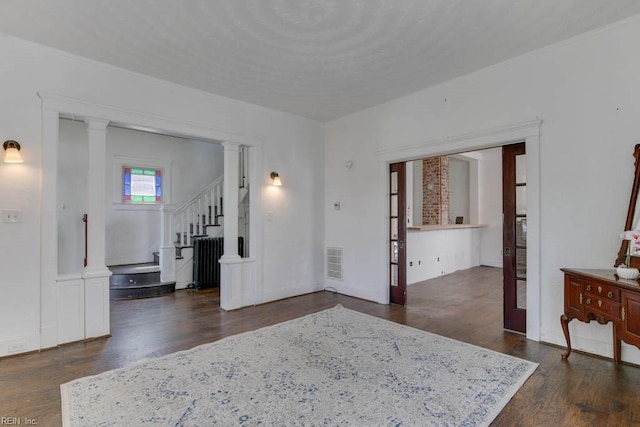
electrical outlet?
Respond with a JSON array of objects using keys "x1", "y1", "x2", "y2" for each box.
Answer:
[
  {"x1": 2, "y1": 209, "x2": 22, "y2": 223},
  {"x1": 7, "y1": 341, "x2": 27, "y2": 354}
]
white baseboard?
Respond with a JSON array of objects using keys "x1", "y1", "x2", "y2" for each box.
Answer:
[
  {"x1": 261, "y1": 282, "x2": 323, "y2": 305},
  {"x1": 0, "y1": 333, "x2": 42, "y2": 357},
  {"x1": 324, "y1": 281, "x2": 387, "y2": 304},
  {"x1": 175, "y1": 281, "x2": 190, "y2": 290},
  {"x1": 542, "y1": 327, "x2": 640, "y2": 365}
]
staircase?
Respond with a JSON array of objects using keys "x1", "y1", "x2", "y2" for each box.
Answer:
[
  {"x1": 172, "y1": 176, "x2": 231, "y2": 289},
  {"x1": 109, "y1": 169, "x2": 248, "y2": 298},
  {"x1": 173, "y1": 175, "x2": 225, "y2": 250},
  {"x1": 109, "y1": 262, "x2": 175, "y2": 300}
]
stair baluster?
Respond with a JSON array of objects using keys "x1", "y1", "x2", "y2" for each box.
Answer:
[{"x1": 172, "y1": 175, "x2": 224, "y2": 249}]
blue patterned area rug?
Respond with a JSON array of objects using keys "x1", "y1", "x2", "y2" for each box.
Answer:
[{"x1": 61, "y1": 305, "x2": 537, "y2": 426}]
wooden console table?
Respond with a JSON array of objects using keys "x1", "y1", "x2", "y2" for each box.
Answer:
[{"x1": 561, "y1": 268, "x2": 640, "y2": 363}]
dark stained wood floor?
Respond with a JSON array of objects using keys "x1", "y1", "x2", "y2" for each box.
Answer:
[{"x1": 1, "y1": 266, "x2": 639, "y2": 426}]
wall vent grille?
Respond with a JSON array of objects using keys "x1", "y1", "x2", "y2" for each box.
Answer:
[{"x1": 326, "y1": 247, "x2": 343, "y2": 281}]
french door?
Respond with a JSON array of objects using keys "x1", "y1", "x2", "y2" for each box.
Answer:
[
  {"x1": 389, "y1": 162, "x2": 407, "y2": 306},
  {"x1": 503, "y1": 142, "x2": 527, "y2": 333}
]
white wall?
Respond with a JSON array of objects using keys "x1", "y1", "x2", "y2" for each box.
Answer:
[
  {"x1": 412, "y1": 160, "x2": 423, "y2": 225},
  {"x1": 476, "y1": 148, "x2": 503, "y2": 267},
  {"x1": 448, "y1": 157, "x2": 470, "y2": 224},
  {"x1": 58, "y1": 120, "x2": 225, "y2": 269},
  {"x1": 105, "y1": 126, "x2": 224, "y2": 266},
  {"x1": 407, "y1": 228, "x2": 481, "y2": 284},
  {"x1": 58, "y1": 119, "x2": 89, "y2": 275},
  {"x1": 405, "y1": 161, "x2": 413, "y2": 227},
  {"x1": 324, "y1": 15, "x2": 640, "y2": 363},
  {"x1": 0, "y1": 34, "x2": 324, "y2": 356},
  {"x1": 406, "y1": 149, "x2": 500, "y2": 284}
]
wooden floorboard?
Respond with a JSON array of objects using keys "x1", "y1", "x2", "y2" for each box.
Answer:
[{"x1": 1, "y1": 266, "x2": 640, "y2": 426}]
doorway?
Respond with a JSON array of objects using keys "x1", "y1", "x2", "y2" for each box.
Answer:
[
  {"x1": 389, "y1": 162, "x2": 407, "y2": 306},
  {"x1": 40, "y1": 93, "x2": 264, "y2": 350},
  {"x1": 502, "y1": 142, "x2": 527, "y2": 333},
  {"x1": 389, "y1": 142, "x2": 527, "y2": 334}
]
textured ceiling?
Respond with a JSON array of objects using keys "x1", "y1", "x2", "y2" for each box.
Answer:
[{"x1": 1, "y1": 1, "x2": 640, "y2": 122}]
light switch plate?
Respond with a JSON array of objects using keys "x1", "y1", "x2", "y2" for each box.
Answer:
[{"x1": 2, "y1": 209, "x2": 22, "y2": 223}]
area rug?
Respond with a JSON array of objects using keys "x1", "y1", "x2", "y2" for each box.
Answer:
[{"x1": 61, "y1": 305, "x2": 537, "y2": 426}]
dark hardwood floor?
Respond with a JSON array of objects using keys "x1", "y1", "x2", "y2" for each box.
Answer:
[{"x1": 1, "y1": 266, "x2": 639, "y2": 426}]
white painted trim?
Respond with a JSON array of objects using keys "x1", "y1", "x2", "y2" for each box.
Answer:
[
  {"x1": 38, "y1": 92, "x2": 266, "y2": 348},
  {"x1": 40, "y1": 92, "x2": 264, "y2": 147},
  {"x1": 542, "y1": 327, "x2": 640, "y2": 366},
  {"x1": 249, "y1": 144, "x2": 264, "y2": 304},
  {"x1": 111, "y1": 154, "x2": 173, "y2": 205},
  {"x1": 40, "y1": 108, "x2": 60, "y2": 350},
  {"x1": 221, "y1": 141, "x2": 241, "y2": 262},
  {"x1": 326, "y1": 281, "x2": 388, "y2": 305},
  {"x1": 524, "y1": 131, "x2": 542, "y2": 342},
  {"x1": 377, "y1": 119, "x2": 541, "y2": 162},
  {"x1": 263, "y1": 282, "x2": 324, "y2": 303},
  {"x1": 377, "y1": 119, "x2": 542, "y2": 341},
  {"x1": 57, "y1": 276, "x2": 85, "y2": 344}
]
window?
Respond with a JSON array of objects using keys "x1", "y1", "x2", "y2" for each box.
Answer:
[{"x1": 123, "y1": 167, "x2": 162, "y2": 203}]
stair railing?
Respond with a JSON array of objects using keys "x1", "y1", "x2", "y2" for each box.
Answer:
[{"x1": 172, "y1": 175, "x2": 224, "y2": 247}]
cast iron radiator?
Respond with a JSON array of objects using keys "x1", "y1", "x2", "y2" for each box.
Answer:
[{"x1": 192, "y1": 237, "x2": 244, "y2": 289}]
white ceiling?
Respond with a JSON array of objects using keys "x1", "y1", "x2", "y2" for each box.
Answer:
[{"x1": 1, "y1": 1, "x2": 640, "y2": 122}]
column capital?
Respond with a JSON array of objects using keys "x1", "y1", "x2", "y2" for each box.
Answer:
[
  {"x1": 222, "y1": 141, "x2": 242, "y2": 151},
  {"x1": 84, "y1": 117, "x2": 110, "y2": 131}
]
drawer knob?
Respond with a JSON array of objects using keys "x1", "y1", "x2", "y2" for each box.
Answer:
[
  {"x1": 598, "y1": 300, "x2": 602, "y2": 307},
  {"x1": 598, "y1": 286, "x2": 602, "y2": 294},
  {"x1": 586, "y1": 285, "x2": 592, "y2": 291},
  {"x1": 586, "y1": 298, "x2": 591, "y2": 305},
  {"x1": 608, "y1": 291, "x2": 614, "y2": 298}
]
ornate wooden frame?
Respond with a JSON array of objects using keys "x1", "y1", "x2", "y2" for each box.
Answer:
[{"x1": 615, "y1": 144, "x2": 640, "y2": 268}]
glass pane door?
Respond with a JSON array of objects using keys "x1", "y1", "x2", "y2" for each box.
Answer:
[
  {"x1": 390, "y1": 162, "x2": 406, "y2": 305},
  {"x1": 503, "y1": 143, "x2": 527, "y2": 332}
]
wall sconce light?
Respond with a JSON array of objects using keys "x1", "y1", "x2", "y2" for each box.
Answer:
[
  {"x1": 270, "y1": 171, "x2": 282, "y2": 186},
  {"x1": 3, "y1": 140, "x2": 24, "y2": 163}
]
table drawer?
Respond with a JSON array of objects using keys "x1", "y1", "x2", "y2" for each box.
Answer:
[
  {"x1": 584, "y1": 280, "x2": 620, "y2": 302},
  {"x1": 583, "y1": 293, "x2": 621, "y2": 319}
]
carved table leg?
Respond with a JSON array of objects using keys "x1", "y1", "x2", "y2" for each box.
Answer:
[
  {"x1": 560, "y1": 314, "x2": 572, "y2": 360},
  {"x1": 613, "y1": 327, "x2": 622, "y2": 364}
]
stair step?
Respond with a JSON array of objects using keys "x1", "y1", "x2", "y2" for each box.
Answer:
[
  {"x1": 109, "y1": 263, "x2": 159, "y2": 275},
  {"x1": 109, "y1": 264, "x2": 159, "y2": 285},
  {"x1": 109, "y1": 281, "x2": 174, "y2": 290},
  {"x1": 109, "y1": 281, "x2": 176, "y2": 300}
]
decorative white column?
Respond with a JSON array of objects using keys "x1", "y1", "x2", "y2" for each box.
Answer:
[
  {"x1": 220, "y1": 141, "x2": 243, "y2": 310},
  {"x1": 39, "y1": 108, "x2": 60, "y2": 349},
  {"x1": 160, "y1": 204, "x2": 176, "y2": 283},
  {"x1": 82, "y1": 118, "x2": 111, "y2": 338},
  {"x1": 221, "y1": 141, "x2": 241, "y2": 261}
]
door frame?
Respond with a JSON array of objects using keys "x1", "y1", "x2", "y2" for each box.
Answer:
[
  {"x1": 378, "y1": 119, "x2": 542, "y2": 341},
  {"x1": 502, "y1": 142, "x2": 527, "y2": 333},
  {"x1": 389, "y1": 162, "x2": 407, "y2": 306},
  {"x1": 39, "y1": 92, "x2": 264, "y2": 349}
]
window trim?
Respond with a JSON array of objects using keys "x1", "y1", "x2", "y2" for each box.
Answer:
[
  {"x1": 111, "y1": 155, "x2": 172, "y2": 206},
  {"x1": 123, "y1": 166, "x2": 163, "y2": 204}
]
